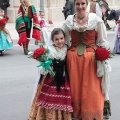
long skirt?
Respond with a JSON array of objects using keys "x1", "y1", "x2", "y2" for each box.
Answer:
[
  {"x1": 0, "y1": 31, "x2": 13, "y2": 50},
  {"x1": 28, "y1": 75, "x2": 72, "y2": 120},
  {"x1": 67, "y1": 47, "x2": 104, "y2": 120}
]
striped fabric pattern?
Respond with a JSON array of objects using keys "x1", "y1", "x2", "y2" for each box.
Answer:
[
  {"x1": 37, "y1": 76, "x2": 73, "y2": 113},
  {"x1": 15, "y1": 5, "x2": 41, "y2": 46}
]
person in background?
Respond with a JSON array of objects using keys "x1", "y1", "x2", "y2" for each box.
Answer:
[
  {"x1": 0, "y1": 0, "x2": 10, "y2": 14},
  {"x1": 28, "y1": 28, "x2": 73, "y2": 120},
  {"x1": 15, "y1": 0, "x2": 41, "y2": 55},
  {"x1": 62, "y1": 0, "x2": 75, "y2": 19},
  {"x1": 89, "y1": 0, "x2": 111, "y2": 30},
  {"x1": 35, "y1": 10, "x2": 51, "y2": 47},
  {"x1": 0, "y1": 8, "x2": 13, "y2": 56},
  {"x1": 62, "y1": 0, "x2": 111, "y2": 119},
  {"x1": 113, "y1": 18, "x2": 120, "y2": 54}
]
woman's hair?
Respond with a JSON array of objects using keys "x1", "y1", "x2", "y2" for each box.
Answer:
[
  {"x1": 74, "y1": 0, "x2": 88, "y2": 5},
  {"x1": 51, "y1": 28, "x2": 65, "y2": 41}
]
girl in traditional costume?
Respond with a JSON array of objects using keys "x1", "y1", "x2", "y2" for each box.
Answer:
[
  {"x1": 62, "y1": 0, "x2": 111, "y2": 119},
  {"x1": 16, "y1": 0, "x2": 41, "y2": 55},
  {"x1": 28, "y1": 28, "x2": 73, "y2": 120},
  {"x1": 0, "y1": 9, "x2": 13, "y2": 56},
  {"x1": 35, "y1": 11, "x2": 51, "y2": 47}
]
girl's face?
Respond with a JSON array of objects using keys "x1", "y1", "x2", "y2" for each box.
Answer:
[
  {"x1": 40, "y1": 12, "x2": 45, "y2": 19},
  {"x1": 74, "y1": 0, "x2": 87, "y2": 16},
  {"x1": 53, "y1": 32, "x2": 65, "y2": 49},
  {"x1": 0, "y1": 12, "x2": 4, "y2": 16}
]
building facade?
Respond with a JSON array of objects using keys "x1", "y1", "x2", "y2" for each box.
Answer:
[{"x1": 7, "y1": 0, "x2": 120, "y2": 23}]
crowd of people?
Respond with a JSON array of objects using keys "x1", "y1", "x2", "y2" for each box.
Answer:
[{"x1": 1, "y1": 0, "x2": 119, "y2": 120}]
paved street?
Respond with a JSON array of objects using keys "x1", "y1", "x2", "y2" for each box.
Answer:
[{"x1": 0, "y1": 21, "x2": 120, "y2": 120}]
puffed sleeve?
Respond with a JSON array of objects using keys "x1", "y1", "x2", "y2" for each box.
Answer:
[
  {"x1": 95, "y1": 16, "x2": 109, "y2": 47},
  {"x1": 62, "y1": 23, "x2": 71, "y2": 46},
  {"x1": 62, "y1": 15, "x2": 74, "y2": 47}
]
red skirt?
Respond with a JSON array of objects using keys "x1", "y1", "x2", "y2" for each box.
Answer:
[{"x1": 37, "y1": 75, "x2": 73, "y2": 112}]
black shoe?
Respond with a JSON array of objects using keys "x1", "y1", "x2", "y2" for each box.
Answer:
[
  {"x1": 107, "y1": 27, "x2": 112, "y2": 30},
  {"x1": 24, "y1": 50, "x2": 28, "y2": 55},
  {"x1": 0, "y1": 51, "x2": 4, "y2": 56}
]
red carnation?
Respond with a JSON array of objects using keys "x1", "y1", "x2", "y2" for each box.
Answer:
[
  {"x1": 0, "y1": 18, "x2": 7, "y2": 26},
  {"x1": 117, "y1": 20, "x2": 120, "y2": 24},
  {"x1": 95, "y1": 47, "x2": 110, "y2": 61},
  {"x1": 33, "y1": 48, "x2": 45, "y2": 58}
]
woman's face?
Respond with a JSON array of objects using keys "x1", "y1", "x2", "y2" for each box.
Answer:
[
  {"x1": 53, "y1": 32, "x2": 65, "y2": 49},
  {"x1": 74, "y1": 0, "x2": 87, "y2": 16}
]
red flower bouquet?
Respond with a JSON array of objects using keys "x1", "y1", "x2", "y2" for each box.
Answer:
[
  {"x1": 29, "y1": 47, "x2": 55, "y2": 76},
  {"x1": 33, "y1": 47, "x2": 46, "y2": 58},
  {"x1": 95, "y1": 47, "x2": 114, "y2": 61},
  {"x1": 32, "y1": 48, "x2": 49, "y2": 62}
]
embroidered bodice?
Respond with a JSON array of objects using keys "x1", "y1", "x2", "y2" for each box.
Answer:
[{"x1": 71, "y1": 30, "x2": 96, "y2": 46}]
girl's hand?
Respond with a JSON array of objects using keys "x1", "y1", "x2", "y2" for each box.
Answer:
[{"x1": 11, "y1": 39, "x2": 13, "y2": 43}]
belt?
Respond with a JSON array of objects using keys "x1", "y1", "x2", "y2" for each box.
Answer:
[{"x1": 71, "y1": 42, "x2": 96, "y2": 55}]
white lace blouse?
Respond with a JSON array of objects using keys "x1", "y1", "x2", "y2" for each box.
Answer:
[{"x1": 62, "y1": 13, "x2": 108, "y2": 47}]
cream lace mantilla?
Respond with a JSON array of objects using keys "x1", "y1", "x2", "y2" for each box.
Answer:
[
  {"x1": 48, "y1": 45, "x2": 67, "y2": 61},
  {"x1": 38, "y1": 45, "x2": 67, "y2": 75}
]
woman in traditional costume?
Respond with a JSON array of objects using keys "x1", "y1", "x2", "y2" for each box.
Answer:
[{"x1": 62, "y1": 0, "x2": 111, "y2": 119}]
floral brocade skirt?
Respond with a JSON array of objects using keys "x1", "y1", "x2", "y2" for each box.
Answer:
[{"x1": 28, "y1": 75, "x2": 73, "y2": 120}]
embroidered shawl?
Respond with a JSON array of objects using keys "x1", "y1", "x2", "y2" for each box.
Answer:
[{"x1": 15, "y1": 5, "x2": 41, "y2": 46}]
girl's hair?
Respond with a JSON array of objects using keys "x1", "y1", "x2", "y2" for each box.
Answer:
[
  {"x1": 23, "y1": 0, "x2": 31, "y2": 2},
  {"x1": 51, "y1": 28, "x2": 65, "y2": 41},
  {"x1": 39, "y1": 10, "x2": 44, "y2": 14},
  {"x1": 39, "y1": 10, "x2": 45, "y2": 16},
  {"x1": 74, "y1": 0, "x2": 88, "y2": 5}
]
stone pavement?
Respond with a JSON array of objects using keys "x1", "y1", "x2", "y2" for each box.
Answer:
[{"x1": 7, "y1": 20, "x2": 116, "y2": 40}]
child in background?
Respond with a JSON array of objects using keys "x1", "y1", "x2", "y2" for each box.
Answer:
[
  {"x1": 0, "y1": 9, "x2": 13, "y2": 56},
  {"x1": 28, "y1": 28, "x2": 73, "y2": 120},
  {"x1": 35, "y1": 11, "x2": 51, "y2": 47}
]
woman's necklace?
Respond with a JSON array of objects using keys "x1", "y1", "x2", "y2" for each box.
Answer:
[
  {"x1": 79, "y1": 17, "x2": 84, "y2": 23},
  {"x1": 77, "y1": 15, "x2": 86, "y2": 23}
]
